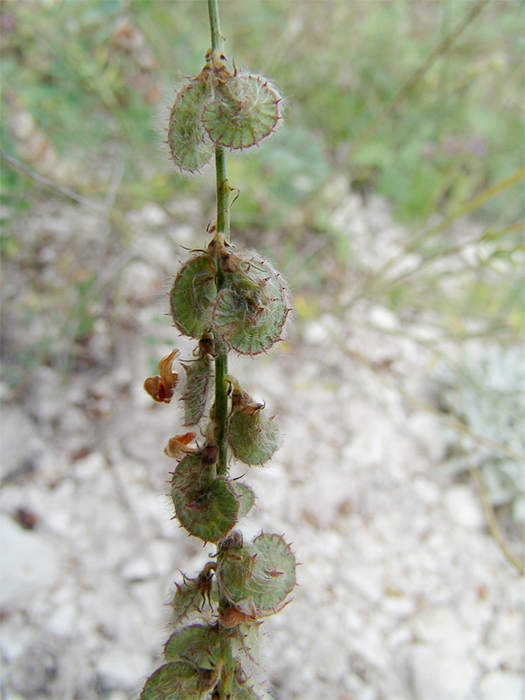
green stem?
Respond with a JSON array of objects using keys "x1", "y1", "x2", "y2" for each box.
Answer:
[
  {"x1": 208, "y1": 4, "x2": 230, "y2": 480},
  {"x1": 214, "y1": 150, "x2": 230, "y2": 479},
  {"x1": 208, "y1": 3, "x2": 235, "y2": 698},
  {"x1": 208, "y1": 0, "x2": 223, "y2": 53}
]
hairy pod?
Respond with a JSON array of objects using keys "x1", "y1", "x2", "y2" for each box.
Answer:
[
  {"x1": 217, "y1": 533, "x2": 296, "y2": 619},
  {"x1": 232, "y1": 481, "x2": 256, "y2": 518},
  {"x1": 170, "y1": 252, "x2": 216, "y2": 339},
  {"x1": 167, "y1": 79, "x2": 213, "y2": 173},
  {"x1": 228, "y1": 405, "x2": 281, "y2": 466},
  {"x1": 202, "y1": 74, "x2": 283, "y2": 150},
  {"x1": 212, "y1": 254, "x2": 291, "y2": 355},
  {"x1": 181, "y1": 354, "x2": 212, "y2": 425},
  {"x1": 171, "y1": 455, "x2": 239, "y2": 542},
  {"x1": 140, "y1": 660, "x2": 220, "y2": 700},
  {"x1": 164, "y1": 624, "x2": 220, "y2": 668}
]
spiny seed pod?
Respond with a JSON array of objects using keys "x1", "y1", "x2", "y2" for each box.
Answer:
[
  {"x1": 170, "y1": 252, "x2": 216, "y2": 339},
  {"x1": 228, "y1": 405, "x2": 281, "y2": 466},
  {"x1": 164, "y1": 624, "x2": 220, "y2": 668},
  {"x1": 181, "y1": 354, "x2": 212, "y2": 426},
  {"x1": 202, "y1": 74, "x2": 282, "y2": 150},
  {"x1": 167, "y1": 79, "x2": 213, "y2": 173},
  {"x1": 171, "y1": 455, "x2": 239, "y2": 542},
  {"x1": 212, "y1": 257, "x2": 291, "y2": 355},
  {"x1": 140, "y1": 660, "x2": 221, "y2": 700},
  {"x1": 217, "y1": 533, "x2": 296, "y2": 619}
]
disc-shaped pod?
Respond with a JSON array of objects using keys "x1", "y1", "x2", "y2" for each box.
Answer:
[
  {"x1": 171, "y1": 455, "x2": 239, "y2": 543},
  {"x1": 202, "y1": 74, "x2": 282, "y2": 150},
  {"x1": 170, "y1": 253, "x2": 217, "y2": 339},
  {"x1": 217, "y1": 533, "x2": 296, "y2": 618},
  {"x1": 168, "y1": 79, "x2": 213, "y2": 173}
]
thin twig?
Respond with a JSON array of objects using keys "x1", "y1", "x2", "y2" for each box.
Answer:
[
  {"x1": 460, "y1": 439, "x2": 525, "y2": 576},
  {"x1": 0, "y1": 148, "x2": 103, "y2": 210}
]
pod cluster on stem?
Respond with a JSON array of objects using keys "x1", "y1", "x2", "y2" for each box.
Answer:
[{"x1": 140, "y1": 20, "x2": 296, "y2": 700}]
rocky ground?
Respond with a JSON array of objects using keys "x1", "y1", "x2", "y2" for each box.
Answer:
[{"x1": 0, "y1": 185, "x2": 523, "y2": 700}]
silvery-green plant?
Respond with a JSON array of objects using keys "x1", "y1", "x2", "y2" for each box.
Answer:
[
  {"x1": 439, "y1": 343, "x2": 525, "y2": 522},
  {"x1": 140, "y1": 3, "x2": 296, "y2": 699}
]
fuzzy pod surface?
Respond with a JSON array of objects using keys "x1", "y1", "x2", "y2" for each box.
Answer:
[
  {"x1": 217, "y1": 533, "x2": 296, "y2": 618},
  {"x1": 164, "y1": 624, "x2": 220, "y2": 668},
  {"x1": 202, "y1": 74, "x2": 282, "y2": 150},
  {"x1": 228, "y1": 407, "x2": 281, "y2": 465},
  {"x1": 171, "y1": 455, "x2": 239, "y2": 542},
  {"x1": 140, "y1": 660, "x2": 216, "y2": 700},
  {"x1": 181, "y1": 354, "x2": 212, "y2": 425},
  {"x1": 170, "y1": 253, "x2": 216, "y2": 339},
  {"x1": 168, "y1": 80, "x2": 213, "y2": 173},
  {"x1": 212, "y1": 257, "x2": 290, "y2": 355}
]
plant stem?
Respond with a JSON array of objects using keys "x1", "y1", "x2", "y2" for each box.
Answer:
[
  {"x1": 208, "y1": 3, "x2": 235, "y2": 698},
  {"x1": 208, "y1": 0, "x2": 223, "y2": 53},
  {"x1": 214, "y1": 146, "x2": 230, "y2": 478}
]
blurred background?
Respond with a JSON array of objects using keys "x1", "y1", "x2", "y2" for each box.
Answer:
[{"x1": 0, "y1": 1, "x2": 524, "y2": 699}]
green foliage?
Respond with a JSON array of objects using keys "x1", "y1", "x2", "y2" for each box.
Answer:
[{"x1": 2, "y1": 1, "x2": 521, "y2": 223}]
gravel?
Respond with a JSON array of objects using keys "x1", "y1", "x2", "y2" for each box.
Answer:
[{"x1": 0, "y1": 191, "x2": 523, "y2": 700}]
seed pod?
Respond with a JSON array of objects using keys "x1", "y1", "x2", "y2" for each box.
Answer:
[
  {"x1": 228, "y1": 405, "x2": 281, "y2": 466},
  {"x1": 164, "y1": 624, "x2": 220, "y2": 668},
  {"x1": 171, "y1": 455, "x2": 239, "y2": 543},
  {"x1": 181, "y1": 354, "x2": 212, "y2": 426},
  {"x1": 217, "y1": 532, "x2": 296, "y2": 618},
  {"x1": 170, "y1": 253, "x2": 216, "y2": 339},
  {"x1": 212, "y1": 256, "x2": 290, "y2": 355},
  {"x1": 167, "y1": 79, "x2": 213, "y2": 173},
  {"x1": 140, "y1": 660, "x2": 219, "y2": 700},
  {"x1": 202, "y1": 74, "x2": 282, "y2": 150}
]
